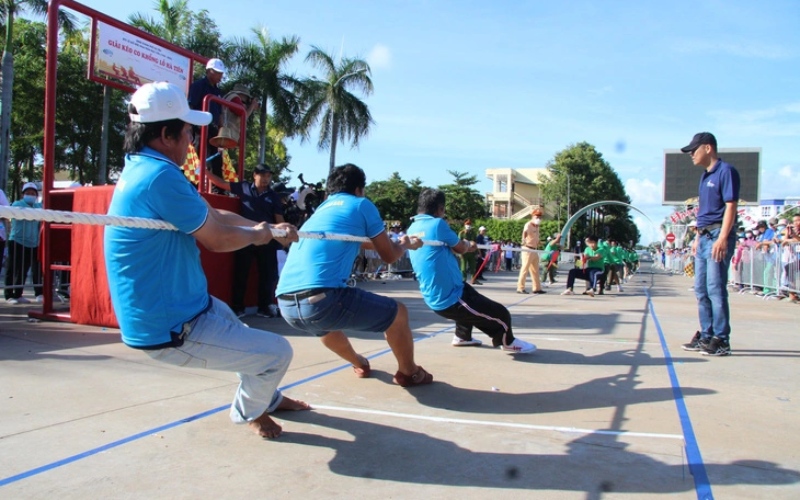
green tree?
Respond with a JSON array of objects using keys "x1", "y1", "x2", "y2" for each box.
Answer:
[
  {"x1": 538, "y1": 142, "x2": 639, "y2": 246},
  {"x1": 438, "y1": 170, "x2": 488, "y2": 223},
  {"x1": 54, "y1": 28, "x2": 127, "y2": 185},
  {"x1": 5, "y1": 18, "x2": 44, "y2": 196},
  {"x1": 227, "y1": 26, "x2": 300, "y2": 166},
  {"x1": 297, "y1": 46, "x2": 373, "y2": 174},
  {"x1": 0, "y1": 0, "x2": 76, "y2": 193},
  {"x1": 128, "y1": 0, "x2": 223, "y2": 58},
  {"x1": 4, "y1": 20, "x2": 127, "y2": 195},
  {"x1": 366, "y1": 172, "x2": 428, "y2": 224}
]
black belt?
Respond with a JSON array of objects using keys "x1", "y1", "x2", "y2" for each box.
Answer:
[
  {"x1": 277, "y1": 289, "x2": 326, "y2": 301},
  {"x1": 698, "y1": 222, "x2": 722, "y2": 235}
]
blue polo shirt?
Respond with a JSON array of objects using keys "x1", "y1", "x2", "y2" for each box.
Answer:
[
  {"x1": 407, "y1": 214, "x2": 463, "y2": 311},
  {"x1": 276, "y1": 193, "x2": 385, "y2": 293},
  {"x1": 229, "y1": 182, "x2": 284, "y2": 223},
  {"x1": 696, "y1": 159, "x2": 740, "y2": 228},
  {"x1": 104, "y1": 147, "x2": 210, "y2": 348}
]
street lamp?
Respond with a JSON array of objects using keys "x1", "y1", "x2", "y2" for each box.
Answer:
[{"x1": 552, "y1": 167, "x2": 571, "y2": 248}]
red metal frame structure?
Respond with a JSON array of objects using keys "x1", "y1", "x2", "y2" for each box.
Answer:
[
  {"x1": 34, "y1": 0, "x2": 245, "y2": 321},
  {"x1": 198, "y1": 94, "x2": 247, "y2": 193}
]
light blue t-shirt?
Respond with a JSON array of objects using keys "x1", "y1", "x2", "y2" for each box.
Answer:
[
  {"x1": 9, "y1": 199, "x2": 43, "y2": 247},
  {"x1": 407, "y1": 214, "x2": 463, "y2": 311},
  {"x1": 276, "y1": 193, "x2": 385, "y2": 293},
  {"x1": 104, "y1": 148, "x2": 210, "y2": 348}
]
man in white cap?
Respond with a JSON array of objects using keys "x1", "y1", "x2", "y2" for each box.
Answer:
[
  {"x1": 188, "y1": 58, "x2": 226, "y2": 192},
  {"x1": 104, "y1": 82, "x2": 307, "y2": 439},
  {"x1": 4, "y1": 182, "x2": 43, "y2": 304}
]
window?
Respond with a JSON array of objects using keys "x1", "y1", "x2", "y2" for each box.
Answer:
[{"x1": 496, "y1": 174, "x2": 508, "y2": 193}]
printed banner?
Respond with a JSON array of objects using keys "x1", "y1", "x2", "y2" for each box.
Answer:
[{"x1": 93, "y1": 21, "x2": 190, "y2": 90}]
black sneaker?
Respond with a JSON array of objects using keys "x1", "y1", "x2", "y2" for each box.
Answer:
[
  {"x1": 681, "y1": 331, "x2": 708, "y2": 351},
  {"x1": 702, "y1": 337, "x2": 731, "y2": 356}
]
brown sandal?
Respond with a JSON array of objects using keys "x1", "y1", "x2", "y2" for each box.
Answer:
[
  {"x1": 353, "y1": 355, "x2": 371, "y2": 378},
  {"x1": 393, "y1": 366, "x2": 433, "y2": 387}
]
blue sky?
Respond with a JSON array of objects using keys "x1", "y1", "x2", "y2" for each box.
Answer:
[{"x1": 75, "y1": 0, "x2": 800, "y2": 243}]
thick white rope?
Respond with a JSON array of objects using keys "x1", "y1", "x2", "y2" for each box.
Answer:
[{"x1": 0, "y1": 205, "x2": 549, "y2": 252}]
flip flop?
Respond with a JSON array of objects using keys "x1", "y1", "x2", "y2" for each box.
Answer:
[
  {"x1": 353, "y1": 355, "x2": 371, "y2": 378},
  {"x1": 393, "y1": 366, "x2": 433, "y2": 387}
]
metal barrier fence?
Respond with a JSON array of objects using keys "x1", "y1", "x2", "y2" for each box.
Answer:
[
  {"x1": 1, "y1": 242, "x2": 70, "y2": 304},
  {"x1": 731, "y1": 244, "x2": 800, "y2": 299},
  {"x1": 651, "y1": 244, "x2": 800, "y2": 300}
]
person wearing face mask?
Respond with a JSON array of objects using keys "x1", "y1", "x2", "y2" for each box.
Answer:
[
  {"x1": 516, "y1": 208, "x2": 545, "y2": 294},
  {"x1": 781, "y1": 215, "x2": 800, "y2": 303},
  {"x1": 4, "y1": 182, "x2": 43, "y2": 304}
]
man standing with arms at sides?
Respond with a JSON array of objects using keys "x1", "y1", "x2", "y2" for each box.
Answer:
[
  {"x1": 276, "y1": 164, "x2": 433, "y2": 387},
  {"x1": 458, "y1": 220, "x2": 478, "y2": 283},
  {"x1": 474, "y1": 225, "x2": 490, "y2": 282},
  {"x1": 407, "y1": 189, "x2": 536, "y2": 353},
  {"x1": 105, "y1": 82, "x2": 307, "y2": 439},
  {"x1": 517, "y1": 207, "x2": 545, "y2": 294},
  {"x1": 206, "y1": 163, "x2": 284, "y2": 318},
  {"x1": 680, "y1": 132, "x2": 740, "y2": 356},
  {"x1": 188, "y1": 58, "x2": 225, "y2": 193}
]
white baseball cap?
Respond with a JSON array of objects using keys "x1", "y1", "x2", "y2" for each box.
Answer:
[
  {"x1": 206, "y1": 58, "x2": 226, "y2": 74},
  {"x1": 129, "y1": 82, "x2": 212, "y2": 126},
  {"x1": 479, "y1": 226, "x2": 486, "y2": 231},
  {"x1": 22, "y1": 182, "x2": 39, "y2": 193}
]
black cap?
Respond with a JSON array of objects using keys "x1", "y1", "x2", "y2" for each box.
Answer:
[
  {"x1": 756, "y1": 220, "x2": 767, "y2": 228},
  {"x1": 680, "y1": 132, "x2": 717, "y2": 153},
  {"x1": 253, "y1": 163, "x2": 272, "y2": 174}
]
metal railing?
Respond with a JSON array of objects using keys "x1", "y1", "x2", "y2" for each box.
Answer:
[
  {"x1": 652, "y1": 243, "x2": 800, "y2": 300},
  {"x1": 731, "y1": 243, "x2": 800, "y2": 299}
]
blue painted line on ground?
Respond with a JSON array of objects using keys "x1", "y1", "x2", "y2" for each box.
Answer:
[
  {"x1": 0, "y1": 325, "x2": 454, "y2": 487},
  {"x1": 645, "y1": 290, "x2": 713, "y2": 500}
]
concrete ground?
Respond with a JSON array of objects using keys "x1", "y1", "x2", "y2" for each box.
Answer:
[{"x1": 1, "y1": 265, "x2": 799, "y2": 499}]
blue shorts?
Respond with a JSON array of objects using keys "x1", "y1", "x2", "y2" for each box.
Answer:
[{"x1": 278, "y1": 287, "x2": 398, "y2": 336}]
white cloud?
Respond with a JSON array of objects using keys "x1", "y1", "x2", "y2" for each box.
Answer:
[
  {"x1": 633, "y1": 216, "x2": 663, "y2": 246},
  {"x1": 762, "y1": 164, "x2": 800, "y2": 198},
  {"x1": 671, "y1": 39, "x2": 792, "y2": 60},
  {"x1": 366, "y1": 44, "x2": 391, "y2": 70},
  {"x1": 625, "y1": 177, "x2": 662, "y2": 207},
  {"x1": 710, "y1": 102, "x2": 800, "y2": 138}
]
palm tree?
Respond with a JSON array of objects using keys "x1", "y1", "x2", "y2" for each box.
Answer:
[
  {"x1": 0, "y1": 0, "x2": 75, "y2": 193},
  {"x1": 128, "y1": 0, "x2": 191, "y2": 45},
  {"x1": 298, "y1": 46, "x2": 374, "y2": 174},
  {"x1": 128, "y1": 0, "x2": 223, "y2": 60},
  {"x1": 227, "y1": 26, "x2": 300, "y2": 165}
]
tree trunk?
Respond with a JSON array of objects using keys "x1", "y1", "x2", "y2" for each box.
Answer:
[
  {"x1": 96, "y1": 85, "x2": 111, "y2": 185},
  {"x1": 328, "y1": 116, "x2": 338, "y2": 174},
  {"x1": 258, "y1": 96, "x2": 269, "y2": 165},
  {"x1": 0, "y1": 48, "x2": 15, "y2": 196}
]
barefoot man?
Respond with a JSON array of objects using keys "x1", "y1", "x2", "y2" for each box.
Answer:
[{"x1": 104, "y1": 82, "x2": 308, "y2": 439}]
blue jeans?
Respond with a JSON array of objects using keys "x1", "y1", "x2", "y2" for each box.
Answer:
[
  {"x1": 694, "y1": 228, "x2": 736, "y2": 340},
  {"x1": 145, "y1": 297, "x2": 293, "y2": 424},
  {"x1": 278, "y1": 287, "x2": 398, "y2": 336}
]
